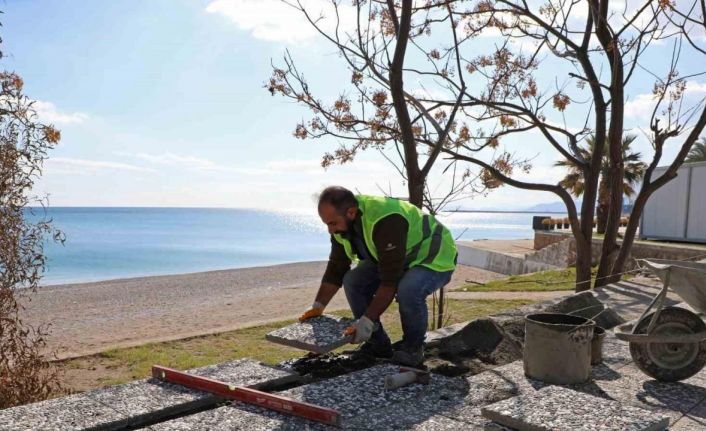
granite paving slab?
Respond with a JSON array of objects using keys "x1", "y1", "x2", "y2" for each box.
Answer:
[
  {"x1": 278, "y1": 364, "x2": 468, "y2": 421},
  {"x1": 481, "y1": 385, "x2": 670, "y2": 431},
  {"x1": 342, "y1": 398, "x2": 481, "y2": 431},
  {"x1": 147, "y1": 401, "x2": 332, "y2": 431},
  {"x1": 669, "y1": 415, "x2": 706, "y2": 430},
  {"x1": 0, "y1": 393, "x2": 128, "y2": 431},
  {"x1": 599, "y1": 364, "x2": 706, "y2": 413},
  {"x1": 0, "y1": 359, "x2": 298, "y2": 431},
  {"x1": 86, "y1": 359, "x2": 299, "y2": 426},
  {"x1": 466, "y1": 360, "x2": 547, "y2": 395},
  {"x1": 266, "y1": 314, "x2": 355, "y2": 353},
  {"x1": 601, "y1": 337, "x2": 633, "y2": 366},
  {"x1": 484, "y1": 422, "x2": 519, "y2": 431}
]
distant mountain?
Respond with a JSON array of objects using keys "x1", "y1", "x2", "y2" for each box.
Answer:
[{"x1": 524, "y1": 201, "x2": 574, "y2": 213}]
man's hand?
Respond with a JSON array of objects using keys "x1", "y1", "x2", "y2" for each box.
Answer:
[
  {"x1": 299, "y1": 301, "x2": 325, "y2": 322},
  {"x1": 344, "y1": 316, "x2": 375, "y2": 344}
]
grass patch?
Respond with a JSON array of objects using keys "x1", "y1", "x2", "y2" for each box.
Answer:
[
  {"x1": 458, "y1": 267, "x2": 634, "y2": 292},
  {"x1": 59, "y1": 298, "x2": 534, "y2": 392}
]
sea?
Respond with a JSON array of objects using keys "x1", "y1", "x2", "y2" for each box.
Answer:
[{"x1": 29, "y1": 207, "x2": 562, "y2": 286}]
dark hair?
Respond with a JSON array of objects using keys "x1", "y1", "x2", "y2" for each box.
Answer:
[{"x1": 318, "y1": 186, "x2": 358, "y2": 215}]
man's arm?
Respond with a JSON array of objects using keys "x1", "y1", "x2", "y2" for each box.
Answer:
[
  {"x1": 364, "y1": 214, "x2": 408, "y2": 320},
  {"x1": 313, "y1": 281, "x2": 341, "y2": 308},
  {"x1": 300, "y1": 236, "x2": 351, "y2": 321}
]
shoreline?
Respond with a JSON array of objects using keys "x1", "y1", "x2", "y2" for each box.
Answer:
[{"x1": 20, "y1": 261, "x2": 505, "y2": 360}]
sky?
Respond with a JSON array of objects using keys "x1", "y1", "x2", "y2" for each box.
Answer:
[{"x1": 4, "y1": 0, "x2": 705, "y2": 211}]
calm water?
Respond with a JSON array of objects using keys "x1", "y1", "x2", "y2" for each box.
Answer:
[{"x1": 33, "y1": 208, "x2": 554, "y2": 285}]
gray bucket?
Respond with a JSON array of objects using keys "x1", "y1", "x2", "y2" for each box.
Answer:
[{"x1": 524, "y1": 313, "x2": 595, "y2": 384}]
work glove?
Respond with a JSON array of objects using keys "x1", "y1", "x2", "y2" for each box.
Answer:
[
  {"x1": 344, "y1": 316, "x2": 376, "y2": 344},
  {"x1": 299, "y1": 301, "x2": 325, "y2": 322}
]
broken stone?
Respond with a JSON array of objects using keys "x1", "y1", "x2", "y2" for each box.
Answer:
[
  {"x1": 481, "y1": 385, "x2": 670, "y2": 431},
  {"x1": 266, "y1": 314, "x2": 354, "y2": 354}
]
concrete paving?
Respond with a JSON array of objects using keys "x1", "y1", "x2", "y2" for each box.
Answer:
[{"x1": 266, "y1": 314, "x2": 354, "y2": 354}]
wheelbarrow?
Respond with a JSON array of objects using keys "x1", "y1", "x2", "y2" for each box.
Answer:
[{"x1": 615, "y1": 258, "x2": 706, "y2": 382}]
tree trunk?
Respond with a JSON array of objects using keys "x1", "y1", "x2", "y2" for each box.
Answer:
[
  {"x1": 574, "y1": 237, "x2": 593, "y2": 292},
  {"x1": 576, "y1": 166, "x2": 600, "y2": 291},
  {"x1": 607, "y1": 192, "x2": 648, "y2": 284},
  {"x1": 407, "y1": 173, "x2": 425, "y2": 208},
  {"x1": 596, "y1": 178, "x2": 609, "y2": 234}
]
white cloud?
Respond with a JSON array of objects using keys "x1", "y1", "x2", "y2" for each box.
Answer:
[
  {"x1": 625, "y1": 93, "x2": 657, "y2": 119},
  {"x1": 33, "y1": 101, "x2": 89, "y2": 125},
  {"x1": 47, "y1": 157, "x2": 154, "y2": 174},
  {"x1": 625, "y1": 81, "x2": 706, "y2": 119},
  {"x1": 205, "y1": 0, "x2": 357, "y2": 43}
]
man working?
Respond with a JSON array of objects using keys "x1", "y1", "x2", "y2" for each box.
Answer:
[{"x1": 299, "y1": 186, "x2": 457, "y2": 367}]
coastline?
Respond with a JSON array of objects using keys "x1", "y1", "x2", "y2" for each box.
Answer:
[{"x1": 20, "y1": 261, "x2": 505, "y2": 360}]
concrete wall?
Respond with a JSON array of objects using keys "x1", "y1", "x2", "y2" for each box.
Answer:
[
  {"x1": 533, "y1": 231, "x2": 706, "y2": 270},
  {"x1": 456, "y1": 242, "x2": 558, "y2": 275},
  {"x1": 641, "y1": 161, "x2": 706, "y2": 244}
]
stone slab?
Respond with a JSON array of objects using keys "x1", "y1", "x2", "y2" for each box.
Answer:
[
  {"x1": 278, "y1": 364, "x2": 468, "y2": 421},
  {"x1": 669, "y1": 415, "x2": 706, "y2": 430},
  {"x1": 600, "y1": 337, "x2": 633, "y2": 366},
  {"x1": 151, "y1": 365, "x2": 470, "y2": 431},
  {"x1": 465, "y1": 360, "x2": 547, "y2": 395},
  {"x1": 0, "y1": 393, "x2": 128, "y2": 431},
  {"x1": 481, "y1": 385, "x2": 670, "y2": 431},
  {"x1": 88, "y1": 359, "x2": 299, "y2": 425},
  {"x1": 0, "y1": 359, "x2": 298, "y2": 431},
  {"x1": 148, "y1": 402, "x2": 331, "y2": 431},
  {"x1": 342, "y1": 397, "x2": 481, "y2": 431},
  {"x1": 601, "y1": 364, "x2": 706, "y2": 413},
  {"x1": 266, "y1": 314, "x2": 354, "y2": 354},
  {"x1": 484, "y1": 422, "x2": 518, "y2": 431}
]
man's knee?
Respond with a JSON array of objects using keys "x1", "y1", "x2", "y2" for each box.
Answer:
[
  {"x1": 396, "y1": 279, "x2": 422, "y2": 307},
  {"x1": 342, "y1": 264, "x2": 372, "y2": 293}
]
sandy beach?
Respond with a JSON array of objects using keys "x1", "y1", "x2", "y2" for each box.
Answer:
[{"x1": 20, "y1": 261, "x2": 505, "y2": 359}]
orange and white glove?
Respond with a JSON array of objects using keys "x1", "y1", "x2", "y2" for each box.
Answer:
[
  {"x1": 298, "y1": 301, "x2": 325, "y2": 322},
  {"x1": 344, "y1": 316, "x2": 375, "y2": 344}
]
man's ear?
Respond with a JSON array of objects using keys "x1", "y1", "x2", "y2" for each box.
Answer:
[{"x1": 346, "y1": 206, "x2": 358, "y2": 220}]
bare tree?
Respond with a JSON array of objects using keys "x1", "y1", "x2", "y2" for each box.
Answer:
[
  {"x1": 0, "y1": 64, "x2": 65, "y2": 405},
  {"x1": 266, "y1": 0, "x2": 501, "y2": 210},
  {"x1": 395, "y1": 0, "x2": 706, "y2": 290}
]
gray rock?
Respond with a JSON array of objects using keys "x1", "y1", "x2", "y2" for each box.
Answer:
[
  {"x1": 266, "y1": 314, "x2": 354, "y2": 354},
  {"x1": 591, "y1": 307, "x2": 626, "y2": 330},
  {"x1": 544, "y1": 291, "x2": 603, "y2": 315},
  {"x1": 481, "y1": 385, "x2": 670, "y2": 431},
  {"x1": 438, "y1": 318, "x2": 505, "y2": 356}
]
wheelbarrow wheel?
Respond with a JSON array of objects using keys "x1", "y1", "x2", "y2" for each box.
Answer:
[{"x1": 629, "y1": 306, "x2": 706, "y2": 382}]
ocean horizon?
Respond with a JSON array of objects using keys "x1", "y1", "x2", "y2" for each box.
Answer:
[{"x1": 30, "y1": 207, "x2": 563, "y2": 286}]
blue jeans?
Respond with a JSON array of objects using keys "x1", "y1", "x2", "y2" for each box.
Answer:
[{"x1": 342, "y1": 260, "x2": 453, "y2": 349}]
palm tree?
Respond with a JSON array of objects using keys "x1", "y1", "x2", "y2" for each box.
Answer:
[
  {"x1": 555, "y1": 134, "x2": 647, "y2": 234},
  {"x1": 686, "y1": 138, "x2": 706, "y2": 163}
]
